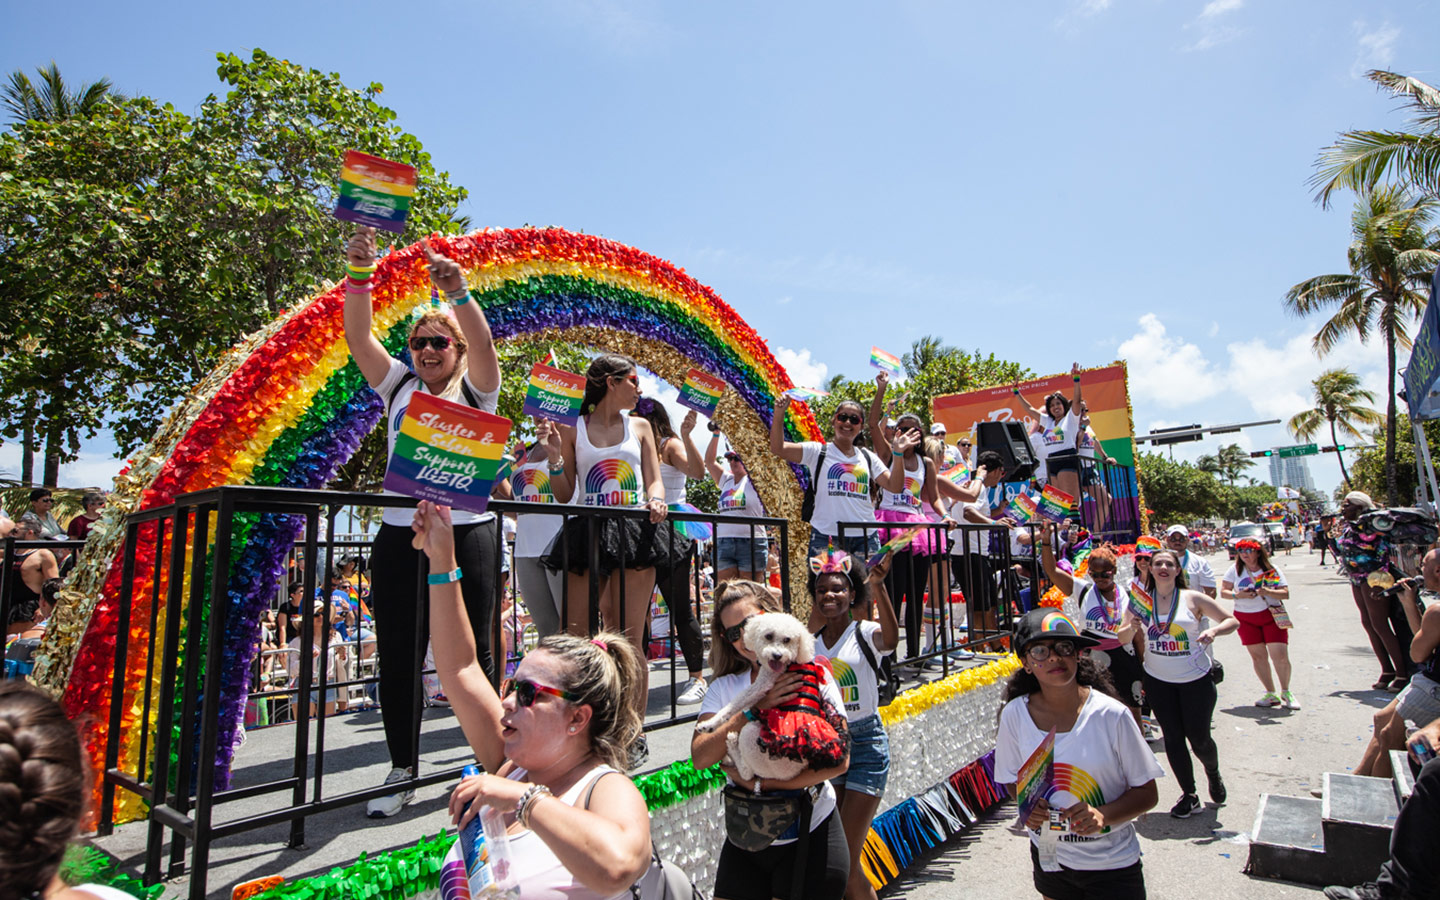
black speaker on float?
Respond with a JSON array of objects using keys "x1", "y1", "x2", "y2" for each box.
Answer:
[{"x1": 975, "y1": 421, "x2": 1039, "y2": 481}]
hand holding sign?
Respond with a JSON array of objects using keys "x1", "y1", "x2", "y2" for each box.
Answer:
[
  {"x1": 677, "y1": 368, "x2": 726, "y2": 416},
  {"x1": 522, "y1": 363, "x2": 586, "y2": 426}
]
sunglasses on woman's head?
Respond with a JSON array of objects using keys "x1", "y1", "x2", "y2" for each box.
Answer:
[
  {"x1": 409, "y1": 335, "x2": 454, "y2": 352},
  {"x1": 1025, "y1": 640, "x2": 1078, "y2": 662},
  {"x1": 723, "y1": 614, "x2": 758, "y2": 644},
  {"x1": 504, "y1": 678, "x2": 580, "y2": 707},
  {"x1": 834, "y1": 413, "x2": 863, "y2": 426}
]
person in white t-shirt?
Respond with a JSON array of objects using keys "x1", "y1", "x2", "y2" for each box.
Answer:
[
  {"x1": 705, "y1": 429, "x2": 770, "y2": 584},
  {"x1": 1221, "y1": 539, "x2": 1297, "y2": 710},
  {"x1": 995, "y1": 610, "x2": 1162, "y2": 900},
  {"x1": 1163, "y1": 524, "x2": 1217, "y2": 598},
  {"x1": 811, "y1": 547, "x2": 899, "y2": 900},
  {"x1": 1013, "y1": 363, "x2": 1085, "y2": 505},
  {"x1": 693, "y1": 581, "x2": 851, "y2": 900},
  {"x1": 770, "y1": 393, "x2": 902, "y2": 560}
]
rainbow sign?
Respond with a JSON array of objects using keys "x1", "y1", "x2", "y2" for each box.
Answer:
[
  {"x1": 521, "y1": 362, "x2": 586, "y2": 425},
  {"x1": 1006, "y1": 493, "x2": 1039, "y2": 523},
  {"x1": 333, "y1": 149, "x2": 416, "y2": 233},
  {"x1": 940, "y1": 461, "x2": 970, "y2": 484},
  {"x1": 383, "y1": 393, "x2": 511, "y2": 515},
  {"x1": 1036, "y1": 485, "x2": 1076, "y2": 524},
  {"x1": 1016, "y1": 726, "x2": 1056, "y2": 823},
  {"x1": 1126, "y1": 580, "x2": 1154, "y2": 622},
  {"x1": 870, "y1": 346, "x2": 903, "y2": 377},
  {"x1": 677, "y1": 368, "x2": 726, "y2": 416}
]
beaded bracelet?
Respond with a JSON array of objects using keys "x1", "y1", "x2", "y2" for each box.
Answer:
[{"x1": 516, "y1": 783, "x2": 554, "y2": 828}]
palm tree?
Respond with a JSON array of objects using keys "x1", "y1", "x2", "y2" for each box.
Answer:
[
  {"x1": 1312, "y1": 70, "x2": 1440, "y2": 207},
  {"x1": 1287, "y1": 368, "x2": 1383, "y2": 489},
  {"x1": 1196, "y1": 454, "x2": 1222, "y2": 478},
  {"x1": 1284, "y1": 187, "x2": 1440, "y2": 505},
  {"x1": 2, "y1": 61, "x2": 122, "y2": 124},
  {"x1": 902, "y1": 336, "x2": 955, "y2": 379},
  {"x1": 1215, "y1": 444, "x2": 1255, "y2": 485}
]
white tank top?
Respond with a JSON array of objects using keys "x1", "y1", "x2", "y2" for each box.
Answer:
[
  {"x1": 512, "y1": 454, "x2": 567, "y2": 558},
  {"x1": 1141, "y1": 589, "x2": 1213, "y2": 684},
  {"x1": 576, "y1": 415, "x2": 645, "y2": 508},
  {"x1": 658, "y1": 437, "x2": 688, "y2": 505},
  {"x1": 503, "y1": 764, "x2": 631, "y2": 900},
  {"x1": 879, "y1": 455, "x2": 925, "y2": 513}
]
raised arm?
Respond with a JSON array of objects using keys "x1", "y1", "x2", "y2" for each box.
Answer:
[
  {"x1": 769, "y1": 394, "x2": 806, "y2": 463},
  {"x1": 539, "y1": 419, "x2": 578, "y2": 504},
  {"x1": 419, "y1": 240, "x2": 500, "y2": 394},
  {"x1": 704, "y1": 427, "x2": 725, "y2": 483},
  {"x1": 1069, "y1": 362, "x2": 1084, "y2": 412},
  {"x1": 1011, "y1": 381, "x2": 1043, "y2": 420},
  {"x1": 1039, "y1": 523, "x2": 1075, "y2": 596},
  {"x1": 868, "y1": 553, "x2": 900, "y2": 653},
  {"x1": 671, "y1": 409, "x2": 707, "y2": 479},
  {"x1": 869, "y1": 372, "x2": 891, "y2": 463},
  {"x1": 342, "y1": 226, "x2": 396, "y2": 388}
]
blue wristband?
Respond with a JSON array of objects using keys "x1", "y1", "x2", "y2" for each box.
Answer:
[
  {"x1": 427, "y1": 567, "x2": 462, "y2": 585},
  {"x1": 444, "y1": 287, "x2": 471, "y2": 306}
]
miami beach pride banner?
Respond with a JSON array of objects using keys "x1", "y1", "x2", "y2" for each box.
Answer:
[
  {"x1": 522, "y1": 363, "x2": 587, "y2": 425},
  {"x1": 333, "y1": 150, "x2": 416, "y2": 233},
  {"x1": 677, "y1": 368, "x2": 726, "y2": 416},
  {"x1": 384, "y1": 393, "x2": 513, "y2": 515}
]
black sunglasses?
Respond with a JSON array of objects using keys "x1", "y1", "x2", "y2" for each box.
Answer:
[
  {"x1": 1025, "y1": 640, "x2": 1078, "y2": 662},
  {"x1": 504, "y1": 677, "x2": 580, "y2": 707},
  {"x1": 1089, "y1": 567, "x2": 1116, "y2": 578},
  {"x1": 835, "y1": 413, "x2": 863, "y2": 426},
  {"x1": 723, "y1": 614, "x2": 758, "y2": 644},
  {"x1": 409, "y1": 335, "x2": 454, "y2": 352},
  {"x1": 725, "y1": 453, "x2": 742, "y2": 462}
]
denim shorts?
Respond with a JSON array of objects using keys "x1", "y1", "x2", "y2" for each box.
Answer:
[
  {"x1": 717, "y1": 536, "x2": 769, "y2": 572},
  {"x1": 808, "y1": 528, "x2": 881, "y2": 562},
  {"x1": 834, "y1": 713, "x2": 890, "y2": 798}
]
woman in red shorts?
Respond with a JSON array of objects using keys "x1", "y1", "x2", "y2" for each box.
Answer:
[{"x1": 1221, "y1": 539, "x2": 1297, "y2": 709}]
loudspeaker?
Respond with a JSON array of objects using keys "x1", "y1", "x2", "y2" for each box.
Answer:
[{"x1": 976, "y1": 421, "x2": 1039, "y2": 481}]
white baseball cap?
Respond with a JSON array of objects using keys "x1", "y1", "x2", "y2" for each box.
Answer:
[
  {"x1": 1164, "y1": 524, "x2": 1189, "y2": 538},
  {"x1": 930, "y1": 423, "x2": 946, "y2": 435}
]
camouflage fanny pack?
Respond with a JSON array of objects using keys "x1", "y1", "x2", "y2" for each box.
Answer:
[{"x1": 722, "y1": 785, "x2": 813, "y2": 852}]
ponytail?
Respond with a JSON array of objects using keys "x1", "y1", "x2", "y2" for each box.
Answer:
[{"x1": 540, "y1": 631, "x2": 644, "y2": 770}]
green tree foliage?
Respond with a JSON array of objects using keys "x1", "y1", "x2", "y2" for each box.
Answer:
[
  {"x1": 0, "y1": 49, "x2": 468, "y2": 483},
  {"x1": 1287, "y1": 367, "x2": 1383, "y2": 488},
  {"x1": 1347, "y1": 413, "x2": 1440, "y2": 506},
  {"x1": 1134, "y1": 451, "x2": 1225, "y2": 524},
  {"x1": 1312, "y1": 70, "x2": 1440, "y2": 206},
  {"x1": 686, "y1": 476, "x2": 720, "y2": 514},
  {"x1": 1284, "y1": 187, "x2": 1440, "y2": 506}
]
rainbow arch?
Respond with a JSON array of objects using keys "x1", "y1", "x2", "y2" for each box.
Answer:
[{"x1": 33, "y1": 227, "x2": 825, "y2": 824}]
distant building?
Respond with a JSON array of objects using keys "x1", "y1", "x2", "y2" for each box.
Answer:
[{"x1": 1268, "y1": 455, "x2": 1315, "y2": 493}]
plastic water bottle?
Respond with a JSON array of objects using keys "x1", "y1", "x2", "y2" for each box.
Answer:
[{"x1": 458, "y1": 765, "x2": 515, "y2": 896}]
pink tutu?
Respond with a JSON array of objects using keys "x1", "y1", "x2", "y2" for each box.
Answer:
[{"x1": 876, "y1": 508, "x2": 946, "y2": 556}]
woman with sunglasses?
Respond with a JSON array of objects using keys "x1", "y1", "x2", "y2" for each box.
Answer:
[
  {"x1": 1121, "y1": 548, "x2": 1238, "y2": 819},
  {"x1": 995, "y1": 610, "x2": 1162, "y2": 900},
  {"x1": 693, "y1": 581, "x2": 851, "y2": 900},
  {"x1": 412, "y1": 501, "x2": 653, "y2": 900},
  {"x1": 1039, "y1": 526, "x2": 1144, "y2": 728},
  {"x1": 1013, "y1": 363, "x2": 1085, "y2": 505},
  {"x1": 540, "y1": 354, "x2": 669, "y2": 756},
  {"x1": 771, "y1": 393, "x2": 900, "y2": 559},
  {"x1": 811, "y1": 548, "x2": 898, "y2": 900},
  {"x1": 343, "y1": 227, "x2": 503, "y2": 818},
  {"x1": 705, "y1": 432, "x2": 770, "y2": 584},
  {"x1": 1221, "y1": 539, "x2": 1297, "y2": 710}
]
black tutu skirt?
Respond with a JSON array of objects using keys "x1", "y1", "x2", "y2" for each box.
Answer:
[{"x1": 544, "y1": 513, "x2": 693, "y2": 577}]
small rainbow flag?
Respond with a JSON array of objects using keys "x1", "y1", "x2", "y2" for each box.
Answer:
[
  {"x1": 870, "y1": 346, "x2": 903, "y2": 377},
  {"x1": 1016, "y1": 727, "x2": 1056, "y2": 824},
  {"x1": 939, "y1": 461, "x2": 970, "y2": 484},
  {"x1": 383, "y1": 393, "x2": 513, "y2": 515},
  {"x1": 334, "y1": 149, "x2": 416, "y2": 233},
  {"x1": 1126, "y1": 580, "x2": 1154, "y2": 622},
  {"x1": 521, "y1": 362, "x2": 586, "y2": 425},
  {"x1": 677, "y1": 368, "x2": 726, "y2": 417},
  {"x1": 784, "y1": 387, "x2": 829, "y2": 402},
  {"x1": 1259, "y1": 569, "x2": 1285, "y2": 591},
  {"x1": 668, "y1": 502, "x2": 713, "y2": 541},
  {"x1": 867, "y1": 524, "x2": 926, "y2": 568},
  {"x1": 538, "y1": 346, "x2": 558, "y2": 368},
  {"x1": 1036, "y1": 485, "x2": 1077, "y2": 524},
  {"x1": 1006, "y1": 493, "x2": 1039, "y2": 523}
]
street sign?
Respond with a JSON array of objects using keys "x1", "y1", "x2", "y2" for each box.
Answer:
[{"x1": 1275, "y1": 444, "x2": 1318, "y2": 458}]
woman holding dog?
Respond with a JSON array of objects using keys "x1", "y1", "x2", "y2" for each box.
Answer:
[
  {"x1": 812, "y1": 549, "x2": 899, "y2": 900},
  {"x1": 693, "y1": 580, "x2": 851, "y2": 900},
  {"x1": 995, "y1": 610, "x2": 1163, "y2": 899}
]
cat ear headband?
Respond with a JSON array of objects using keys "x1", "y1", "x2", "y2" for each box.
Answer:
[{"x1": 810, "y1": 545, "x2": 852, "y2": 574}]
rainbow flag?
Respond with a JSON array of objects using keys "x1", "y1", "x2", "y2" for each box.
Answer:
[
  {"x1": 939, "y1": 461, "x2": 970, "y2": 484},
  {"x1": 868, "y1": 524, "x2": 926, "y2": 567},
  {"x1": 521, "y1": 362, "x2": 586, "y2": 425},
  {"x1": 870, "y1": 346, "x2": 903, "y2": 377},
  {"x1": 1006, "y1": 493, "x2": 1039, "y2": 523},
  {"x1": 668, "y1": 501, "x2": 713, "y2": 541},
  {"x1": 1036, "y1": 485, "x2": 1077, "y2": 524},
  {"x1": 677, "y1": 368, "x2": 726, "y2": 416},
  {"x1": 538, "y1": 346, "x2": 558, "y2": 368},
  {"x1": 1016, "y1": 727, "x2": 1056, "y2": 824},
  {"x1": 784, "y1": 387, "x2": 829, "y2": 402},
  {"x1": 383, "y1": 392, "x2": 512, "y2": 515},
  {"x1": 1126, "y1": 580, "x2": 1154, "y2": 622},
  {"x1": 334, "y1": 149, "x2": 416, "y2": 233},
  {"x1": 1259, "y1": 570, "x2": 1285, "y2": 591}
]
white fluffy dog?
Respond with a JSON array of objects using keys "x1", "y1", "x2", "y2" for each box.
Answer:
[{"x1": 697, "y1": 612, "x2": 847, "y2": 782}]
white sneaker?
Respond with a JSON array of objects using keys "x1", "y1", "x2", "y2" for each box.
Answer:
[
  {"x1": 367, "y1": 766, "x2": 416, "y2": 818},
  {"x1": 677, "y1": 678, "x2": 708, "y2": 705},
  {"x1": 1282, "y1": 691, "x2": 1301, "y2": 710},
  {"x1": 1256, "y1": 692, "x2": 1281, "y2": 708}
]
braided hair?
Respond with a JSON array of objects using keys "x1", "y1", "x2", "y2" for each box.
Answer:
[{"x1": 0, "y1": 681, "x2": 85, "y2": 900}]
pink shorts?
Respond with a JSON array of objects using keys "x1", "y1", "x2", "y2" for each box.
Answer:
[{"x1": 1235, "y1": 608, "x2": 1288, "y2": 645}]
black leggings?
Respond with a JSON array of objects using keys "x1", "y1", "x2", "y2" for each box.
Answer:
[
  {"x1": 888, "y1": 551, "x2": 931, "y2": 659},
  {"x1": 370, "y1": 519, "x2": 498, "y2": 769},
  {"x1": 1142, "y1": 672, "x2": 1219, "y2": 796},
  {"x1": 713, "y1": 809, "x2": 849, "y2": 900},
  {"x1": 654, "y1": 544, "x2": 704, "y2": 674}
]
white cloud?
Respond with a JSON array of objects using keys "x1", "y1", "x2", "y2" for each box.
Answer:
[
  {"x1": 1225, "y1": 331, "x2": 1389, "y2": 426},
  {"x1": 533, "y1": 0, "x2": 677, "y2": 53},
  {"x1": 1208, "y1": 321, "x2": 1220, "y2": 338},
  {"x1": 0, "y1": 443, "x2": 124, "y2": 492},
  {"x1": 776, "y1": 295, "x2": 793, "y2": 306},
  {"x1": 1116, "y1": 313, "x2": 1223, "y2": 407},
  {"x1": 1199, "y1": 0, "x2": 1244, "y2": 18},
  {"x1": 1183, "y1": 0, "x2": 1246, "y2": 51},
  {"x1": 1352, "y1": 21, "x2": 1400, "y2": 79},
  {"x1": 773, "y1": 346, "x2": 829, "y2": 390},
  {"x1": 1075, "y1": 0, "x2": 1112, "y2": 14}
]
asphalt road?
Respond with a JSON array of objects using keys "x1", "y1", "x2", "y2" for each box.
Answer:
[{"x1": 878, "y1": 546, "x2": 1393, "y2": 900}]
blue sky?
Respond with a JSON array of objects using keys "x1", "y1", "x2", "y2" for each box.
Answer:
[{"x1": 2, "y1": 0, "x2": 1434, "y2": 499}]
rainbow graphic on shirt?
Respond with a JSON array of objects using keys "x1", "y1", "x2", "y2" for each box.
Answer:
[
  {"x1": 828, "y1": 656, "x2": 860, "y2": 707},
  {"x1": 677, "y1": 368, "x2": 726, "y2": 416},
  {"x1": 1041, "y1": 423, "x2": 1067, "y2": 446},
  {"x1": 583, "y1": 458, "x2": 641, "y2": 507},
  {"x1": 1046, "y1": 763, "x2": 1107, "y2": 809},
  {"x1": 719, "y1": 483, "x2": 747, "y2": 512},
  {"x1": 511, "y1": 468, "x2": 555, "y2": 504},
  {"x1": 1147, "y1": 620, "x2": 1191, "y2": 655},
  {"x1": 901, "y1": 475, "x2": 923, "y2": 508},
  {"x1": 826, "y1": 461, "x2": 869, "y2": 496},
  {"x1": 1083, "y1": 600, "x2": 1119, "y2": 638}
]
